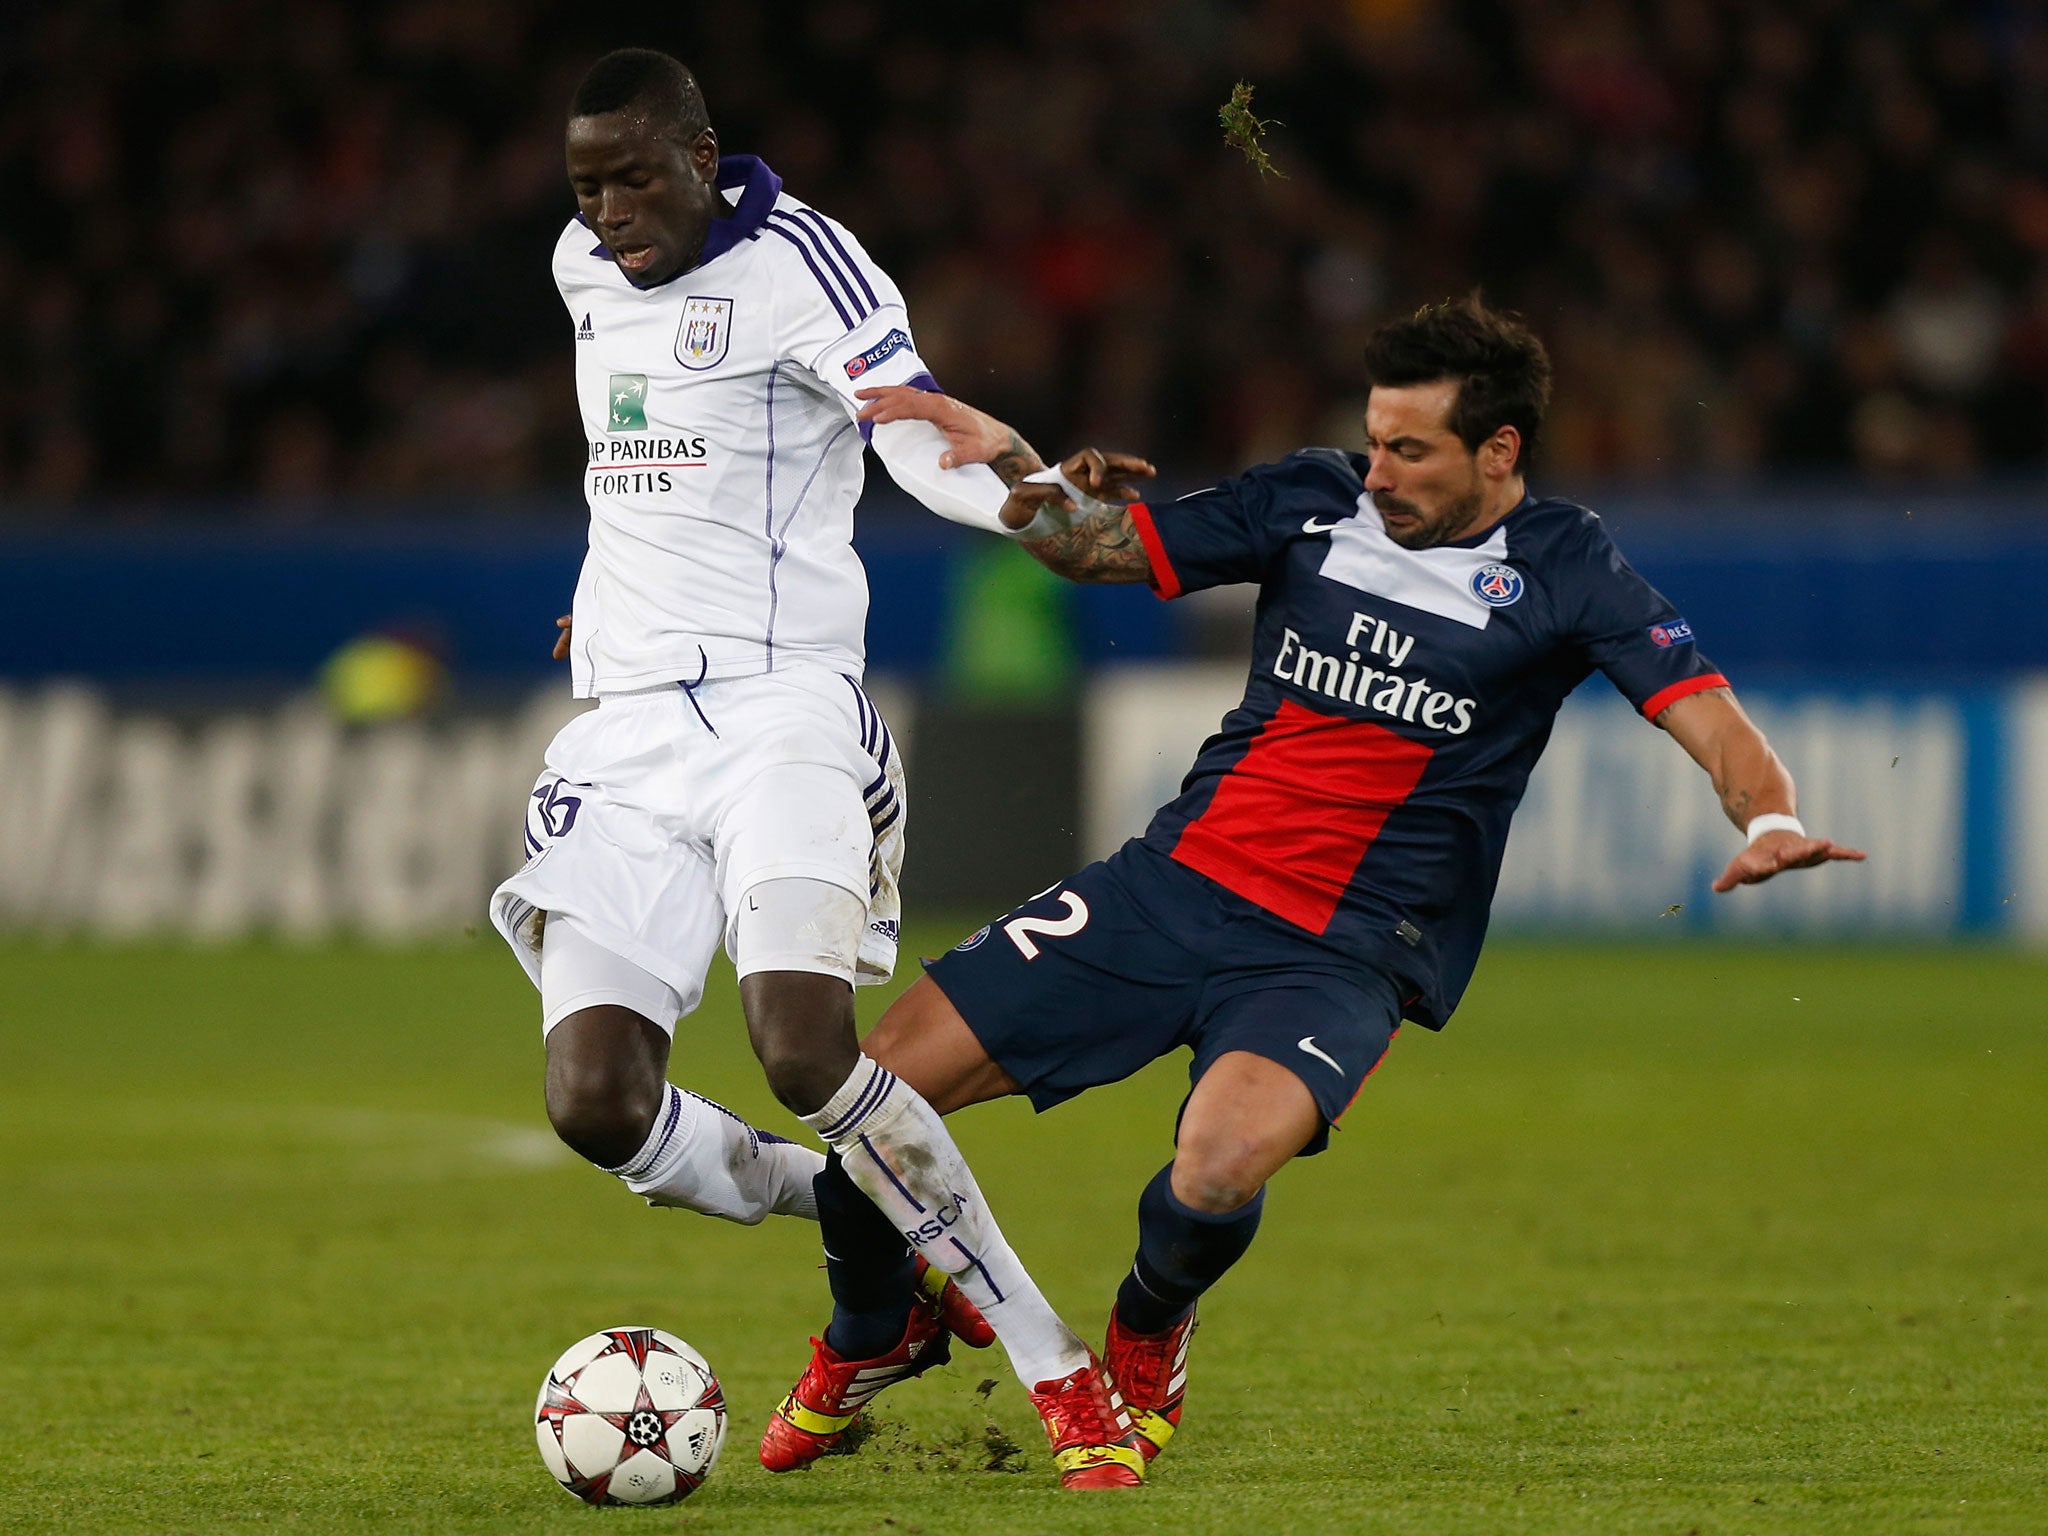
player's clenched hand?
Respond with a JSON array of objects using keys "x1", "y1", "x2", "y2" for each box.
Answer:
[
  {"x1": 1710, "y1": 830, "x2": 1866, "y2": 892},
  {"x1": 1062, "y1": 447, "x2": 1155, "y2": 504},
  {"x1": 854, "y1": 385, "x2": 1009, "y2": 470},
  {"x1": 1001, "y1": 447, "x2": 1156, "y2": 530},
  {"x1": 553, "y1": 614, "x2": 572, "y2": 661}
]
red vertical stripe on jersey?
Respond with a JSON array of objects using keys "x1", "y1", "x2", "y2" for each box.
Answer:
[
  {"x1": 1640, "y1": 671, "x2": 1728, "y2": 721},
  {"x1": 1169, "y1": 698, "x2": 1435, "y2": 933},
  {"x1": 1126, "y1": 503, "x2": 1181, "y2": 600}
]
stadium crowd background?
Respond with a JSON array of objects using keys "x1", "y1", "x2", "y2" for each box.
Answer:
[{"x1": 2, "y1": 0, "x2": 2043, "y2": 515}]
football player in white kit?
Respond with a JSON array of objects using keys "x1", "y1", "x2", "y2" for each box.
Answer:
[{"x1": 487, "y1": 51, "x2": 1144, "y2": 1488}]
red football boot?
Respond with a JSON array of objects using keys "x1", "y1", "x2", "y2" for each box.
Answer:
[
  {"x1": 759, "y1": 1261, "x2": 991, "y2": 1472},
  {"x1": 759, "y1": 1304, "x2": 951, "y2": 1471},
  {"x1": 1103, "y1": 1304, "x2": 1195, "y2": 1462},
  {"x1": 915, "y1": 1255, "x2": 996, "y2": 1349},
  {"x1": 1027, "y1": 1351, "x2": 1146, "y2": 1489}
]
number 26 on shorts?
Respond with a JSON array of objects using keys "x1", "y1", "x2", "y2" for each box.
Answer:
[{"x1": 1003, "y1": 890, "x2": 1090, "y2": 960}]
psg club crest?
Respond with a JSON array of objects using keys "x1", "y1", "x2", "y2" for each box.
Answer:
[
  {"x1": 675, "y1": 297, "x2": 733, "y2": 371},
  {"x1": 1470, "y1": 563, "x2": 1524, "y2": 607}
]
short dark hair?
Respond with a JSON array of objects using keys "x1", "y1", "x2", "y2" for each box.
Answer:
[
  {"x1": 1363, "y1": 297, "x2": 1552, "y2": 469},
  {"x1": 570, "y1": 49, "x2": 711, "y2": 143}
]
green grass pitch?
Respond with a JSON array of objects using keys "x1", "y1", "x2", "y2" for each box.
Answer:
[{"x1": 1, "y1": 932, "x2": 2042, "y2": 1534}]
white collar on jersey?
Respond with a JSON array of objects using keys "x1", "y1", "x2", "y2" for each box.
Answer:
[{"x1": 1317, "y1": 491, "x2": 1524, "y2": 629}]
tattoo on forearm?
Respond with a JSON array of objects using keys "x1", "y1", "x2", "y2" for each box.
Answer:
[
  {"x1": 988, "y1": 430, "x2": 1044, "y2": 488},
  {"x1": 1724, "y1": 787, "x2": 1753, "y2": 826},
  {"x1": 1020, "y1": 504, "x2": 1152, "y2": 583}
]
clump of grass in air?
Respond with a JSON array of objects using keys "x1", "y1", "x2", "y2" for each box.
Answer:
[{"x1": 1220, "y1": 80, "x2": 1285, "y2": 178}]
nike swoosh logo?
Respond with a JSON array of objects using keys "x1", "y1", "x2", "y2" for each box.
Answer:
[
  {"x1": 1297, "y1": 1036, "x2": 1343, "y2": 1073},
  {"x1": 1302, "y1": 517, "x2": 1347, "y2": 534}
]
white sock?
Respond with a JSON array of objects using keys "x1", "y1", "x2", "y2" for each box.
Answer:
[
  {"x1": 801, "y1": 1056, "x2": 1089, "y2": 1387},
  {"x1": 608, "y1": 1085, "x2": 824, "y2": 1225}
]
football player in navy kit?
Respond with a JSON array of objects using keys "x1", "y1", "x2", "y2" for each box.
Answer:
[{"x1": 765, "y1": 297, "x2": 1865, "y2": 1466}]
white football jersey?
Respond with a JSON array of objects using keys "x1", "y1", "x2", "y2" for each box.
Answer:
[{"x1": 554, "y1": 156, "x2": 938, "y2": 695}]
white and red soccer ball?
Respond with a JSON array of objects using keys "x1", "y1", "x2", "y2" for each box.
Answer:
[{"x1": 535, "y1": 1327, "x2": 727, "y2": 1505}]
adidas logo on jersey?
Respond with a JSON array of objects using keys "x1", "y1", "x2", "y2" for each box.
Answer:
[{"x1": 575, "y1": 313, "x2": 594, "y2": 341}]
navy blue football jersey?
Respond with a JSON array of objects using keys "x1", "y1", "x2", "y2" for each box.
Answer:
[{"x1": 1125, "y1": 449, "x2": 1726, "y2": 1029}]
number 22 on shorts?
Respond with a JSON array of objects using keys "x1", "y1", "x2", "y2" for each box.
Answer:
[{"x1": 1003, "y1": 890, "x2": 1090, "y2": 959}]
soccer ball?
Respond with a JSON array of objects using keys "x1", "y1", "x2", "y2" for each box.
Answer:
[{"x1": 534, "y1": 1327, "x2": 727, "y2": 1505}]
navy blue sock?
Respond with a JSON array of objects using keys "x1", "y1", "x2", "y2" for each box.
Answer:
[
  {"x1": 816, "y1": 1151, "x2": 918, "y2": 1360},
  {"x1": 1114, "y1": 1162, "x2": 1265, "y2": 1335}
]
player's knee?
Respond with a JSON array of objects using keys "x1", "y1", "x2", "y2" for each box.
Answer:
[
  {"x1": 1172, "y1": 1135, "x2": 1273, "y2": 1214},
  {"x1": 741, "y1": 971, "x2": 858, "y2": 1117},
  {"x1": 545, "y1": 1058, "x2": 663, "y2": 1169},
  {"x1": 752, "y1": 1035, "x2": 845, "y2": 1118}
]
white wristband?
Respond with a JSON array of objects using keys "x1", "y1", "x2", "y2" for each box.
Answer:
[{"x1": 1744, "y1": 812, "x2": 1806, "y2": 845}]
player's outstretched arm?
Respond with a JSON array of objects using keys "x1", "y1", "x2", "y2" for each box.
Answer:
[
  {"x1": 856, "y1": 386, "x2": 1157, "y2": 584},
  {"x1": 1007, "y1": 447, "x2": 1158, "y2": 584},
  {"x1": 1654, "y1": 687, "x2": 1867, "y2": 891},
  {"x1": 856, "y1": 386, "x2": 1047, "y2": 485}
]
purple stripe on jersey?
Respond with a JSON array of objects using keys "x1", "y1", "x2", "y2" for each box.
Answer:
[
  {"x1": 782, "y1": 421, "x2": 856, "y2": 541},
  {"x1": 763, "y1": 364, "x2": 779, "y2": 671},
  {"x1": 790, "y1": 207, "x2": 880, "y2": 311},
  {"x1": 767, "y1": 209, "x2": 871, "y2": 318},
  {"x1": 871, "y1": 799, "x2": 902, "y2": 838},
  {"x1": 771, "y1": 210, "x2": 870, "y2": 320},
  {"x1": 765, "y1": 224, "x2": 854, "y2": 328},
  {"x1": 765, "y1": 417, "x2": 857, "y2": 673},
  {"x1": 765, "y1": 211, "x2": 869, "y2": 323}
]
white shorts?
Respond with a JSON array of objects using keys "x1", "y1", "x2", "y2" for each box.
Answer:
[{"x1": 490, "y1": 664, "x2": 905, "y2": 1026}]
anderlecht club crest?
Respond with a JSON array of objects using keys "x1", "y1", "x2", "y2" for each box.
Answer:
[{"x1": 676, "y1": 297, "x2": 733, "y2": 370}]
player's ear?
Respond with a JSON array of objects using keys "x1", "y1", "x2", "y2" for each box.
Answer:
[
  {"x1": 689, "y1": 128, "x2": 719, "y2": 180},
  {"x1": 1484, "y1": 424, "x2": 1521, "y2": 480}
]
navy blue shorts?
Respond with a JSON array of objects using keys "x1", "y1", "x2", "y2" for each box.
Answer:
[{"x1": 924, "y1": 843, "x2": 1402, "y2": 1155}]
